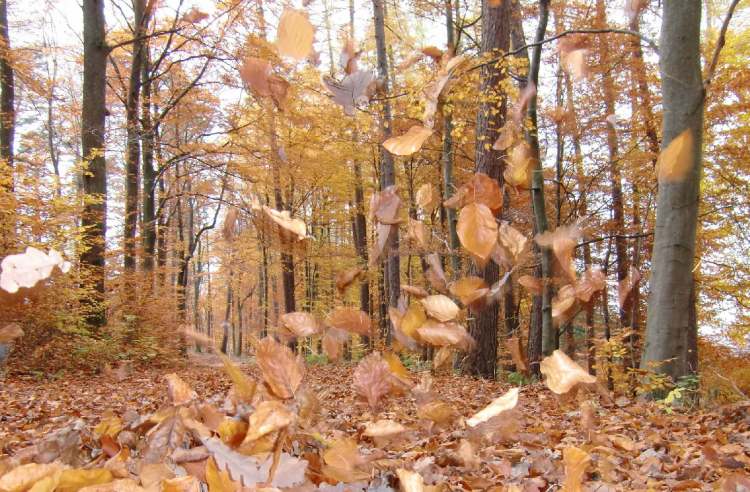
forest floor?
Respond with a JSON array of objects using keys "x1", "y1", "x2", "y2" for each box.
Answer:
[{"x1": 1, "y1": 353, "x2": 749, "y2": 491}]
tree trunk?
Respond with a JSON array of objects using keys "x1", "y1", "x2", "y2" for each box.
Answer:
[
  {"x1": 0, "y1": 0, "x2": 14, "y2": 254},
  {"x1": 461, "y1": 0, "x2": 510, "y2": 379},
  {"x1": 141, "y1": 42, "x2": 157, "y2": 272},
  {"x1": 526, "y1": 0, "x2": 554, "y2": 355},
  {"x1": 372, "y1": 0, "x2": 400, "y2": 343},
  {"x1": 81, "y1": 0, "x2": 108, "y2": 328},
  {"x1": 442, "y1": 0, "x2": 460, "y2": 277},
  {"x1": 123, "y1": 0, "x2": 147, "y2": 278},
  {"x1": 642, "y1": 0, "x2": 704, "y2": 381}
]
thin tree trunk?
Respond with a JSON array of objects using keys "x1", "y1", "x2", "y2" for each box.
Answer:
[
  {"x1": 141, "y1": 42, "x2": 157, "y2": 272},
  {"x1": 642, "y1": 0, "x2": 704, "y2": 381},
  {"x1": 442, "y1": 0, "x2": 460, "y2": 277},
  {"x1": 461, "y1": 0, "x2": 511, "y2": 379},
  {"x1": 0, "y1": 0, "x2": 14, "y2": 254},
  {"x1": 124, "y1": 0, "x2": 147, "y2": 278},
  {"x1": 81, "y1": 0, "x2": 108, "y2": 328},
  {"x1": 373, "y1": 0, "x2": 399, "y2": 343}
]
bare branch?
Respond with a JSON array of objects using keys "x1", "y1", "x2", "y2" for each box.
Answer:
[{"x1": 703, "y1": 0, "x2": 742, "y2": 89}]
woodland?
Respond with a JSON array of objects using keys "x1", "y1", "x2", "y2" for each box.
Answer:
[{"x1": 0, "y1": 0, "x2": 749, "y2": 490}]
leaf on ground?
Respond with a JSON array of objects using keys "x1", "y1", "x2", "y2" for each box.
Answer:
[
  {"x1": 165, "y1": 373, "x2": 198, "y2": 406},
  {"x1": 561, "y1": 446, "x2": 590, "y2": 492},
  {"x1": 0, "y1": 463, "x2": 65, "y2": 492},
  {"x1": 242, "y1": 400, "x2": 295, "y2": 445},
  {"x1": 396, "y1": 468, "x2": 424, "y2": 492}
]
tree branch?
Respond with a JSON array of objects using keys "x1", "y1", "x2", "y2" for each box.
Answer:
[{"x1": 703, "y1": 0, "x2": 742, "y2": 89}]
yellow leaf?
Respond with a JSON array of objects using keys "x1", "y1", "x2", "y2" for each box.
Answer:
[
  {"x1": 255, "y1": 337, "x2": 304, "y2": 399},
  {"x1": 540, "y1": 350, "x2": 597, "y2": 394},
  {"x1": 383, "y1": 126, "x2": 433, "y2": 156},
  {"x1": 217, "y1": 418, "x2": 248, "y2": 446},
  {"x1": 396, "y1": 469, "x2": 425, "y2": 492},
  {"x1": 242, "y1": 401, "x2": 295, "y2": 444},
  {"x1": 0, "y1": 463, "x2": 65, "y2": 492},
  {"x1": 419, "y1": 295, "x2": 459, "y2": 322},
  {"x1": 205, "y1": 459, "x2": 237, "y2": 492},
  {"x1": 561, "y1": 446, "x2": 590, "y2": 492},
  {"x1": 466, "y1": 387, "x2": 519, "y2": 427},
  {"x1": 657, "y1": 129, "x2": 693, "y2": 183},
  {"x1": 363, "y1": 420, "x2": 407, "y2": 438},
  {"x1": 161, "y1": 476, "x2": 200, "y2": 492},
  {"x1": 57, "y1": 469, "x2": 113, "y2": 492},
  {"x1": 219, "y1": 355, "x2": 256, "y2": 404}
]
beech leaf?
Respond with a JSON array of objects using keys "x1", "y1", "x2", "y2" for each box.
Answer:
[
  {"x1": 467, "y1": 387, "x2": 519, "y2": 427},
  {"x1": 540, "y1": 350, "x2": 597, "y2": 394},
  {"x1": 383, "y1": 126, "x2": 433, "y2": 156},
  {"x1": 275, "y1": 9, "x2": 314, "y2": 61},
  {"x1": 255, "y1": 337, "x2": 304, "y2": 399}
]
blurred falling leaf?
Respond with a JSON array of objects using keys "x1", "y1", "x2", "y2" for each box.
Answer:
[
  {"x1": 242, "y1": 401, "x2": 295, "y2": 445},
  {"x1": 369, "y1": 186, "x2": 402, "y2": 225},
  {"x1": 275, "y1": 9, "x2": 314, "y2": 60},
  {"x1": 657, "y1": 129, "x2": 693, "y2": 183},
  {"x1": 255, "y1": 337, "x2": 304, "y2": 399},
  {"x1": 417, "y1": 320, "x2": 474, "y2": 351},
  {"x1": 401, "y1": 284, "x2": 429, "y2": 298},
  {"x1": 449, "y1": 276, "x2": 488, "y2": 308},
  {"x1": 493, "y1": 121, "x2": 518, "y2": 151},
  {"x1": 238, "y1": 57, "x2": 289, "y2": 109},
  {"x1": 326, "y1": 307, "x2": 372, "y2": 336},
  {"x1": 506, "y1": 337, "x2": 529, "y2": 374},
  {"x1": 496, "y1": 222, "x2": 528, "y2": 268},
  {"x1": 443, "y1": 173, "x2": 503, "y2": 214},
  {"x1": 416, "y1": 183, "x2": 440, "y2": 213},
  {"x1": 396, "y1": 468, "x2": 425, "y2": 492},
  {"x1": 432, "y1": 346, "x2": 453, "y2": 372},
  {"x1": 0, "y1": 247, "x2": 71, "y2": 294},
  {"x1": 618, "y1": 266, "x2": 641, "y2": 309},
  {"x1": 322, "y1": 71, "x2": 377, "y2": 116},
  {"x1": 322, "y1": 438, "x2": 369, "y2": 483},
  {"x1": 574, "y1": 268, "x2": 606, "y2": 303},
  {"x1": 535, "y1": 224, "x2": 583, "y2": 282},
  {"x1": 561, "y1": 446, "x2": 590, "y2": 492},
  {"x1": 263, "y1": 206, "x2": 307, "y2": 241},
  {"x1": 383, "y1": 126, "x2": 433, "y2": 156},
  {"x1": 165, "y1": 374, "x2": 198, "y2": 406},
  {"x1": 425, "y1": 253, "x2": 448, "y2": 293},
  {"x1": 503, "y1": 143, "x2": 534, "y2": 190},
  {"x1": 517, "y1": 275, "x2": 543, "y2": 295},
  {"x1": 280, "y1": 312, "x2": 321, "y2": 338},
  {"x1": 218, "y1": 355, "x2": 256, "y2": 403},
  {"x1": 339, "y1": 37, "x2": 361, "y2": 74},
  {"x1": 467, "y1": 387, "x2": 519, "y2": 427},
  {"x1": 407, "y1": 218, "x2": 429, "y2": 249},
  {"x1": 540, "y1": 350, "x2": 597, "y2": 394},
  {"x1": 512, "y1": 82, "x2": 536, "y2": 124},
  {"x1": 335, "y1": 267, "x2": 364, "y2": 295},
  {"x1": 0, "y1": 322, "x2": 23, "y2": 343}
]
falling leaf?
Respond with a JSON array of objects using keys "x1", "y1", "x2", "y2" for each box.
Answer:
[
  {"x1": 417, "y1": 320, "x2": 474, "y2": 351},
  {"x1": 425, "y1": 253, "x2": 448, "y2": 292},
  {"x1": 407, "y1": 218, "x2": 429, "y2": 249},
  {"x1": 561, "y1": 446, "x2": 590, "y2": 492},
  {"x1": 322, "y1": 71, "x2": 377, "y2": 116},
  {"x1": 400, "y1": 303, "x2": 427, "y2": 341},
  {"x1": 618, "y1": 266, "x2": 641, "y2": 309},
  {"x1": 580, "y1": 400, "x2": 597, "y2": 441},
  {"x1": 0, "y1": 322, "x2": 23, "y2": 343},
  {"x1": 363, "y1": 420, "x2": 407, "y2": 438},
  {"x1": 416, "y1": 183, "x2": 440, "y2": 213},
  {"x1": 275, "y1": 9, "x2": 314, "y2": 61},
  {"x1": 322, "y1": 438, "x2": 370, "y2": 483},
  {"x1": 263, "y1": 206, "x2": 307, "y2": 241},
  {"x1": 420, "y1": 295, "x2": 459, "y2": 322},
  {"x1": 416, "y1": 400, "x2": 456, "y2": 427},
  {"x1": 219, "y1": 355, "x2": 257, "y2": 403},
  {"x1": 552, "y1": 285, "x2": 578, "y2": 323},
  {"x1": 517, "y1": 275, "x2": 542, "y2": 295},
  {"x1": 540, "y1": 350, "x2": 597, "y2": 394},
  {"x1": 512, "y1": 82, "x2": 536, "y2": 124},
  {"x1": 457, "y1": 203, "x2": 498, "y2": 264},
  {"x1": 432, "y1": 346, "x2": 453, "y2": 372},
  {"x1": 322, "y1": 328, "x2": 347, "y2": 361},
  {"x1": 396, "y1": 469, "x2": 425, "y2": 492},
  {"x1": 382, "y1": 351, "x2": 411, "y2": 382},
  {"x1": 181, "y1": 7, "x2": 209, "y2": 24},
  {"x1": 657, "y1": 129, "x2": 693, "y2": 183},
  {"x1": 574, "y1": 268, "x2": 606, "y2": 303},
  {"x1": 493, "y1": 121, "x2": 518, "y2": 151},
  {"x1": 535, "y1": 224, "x2": 583, "y2": 282},
  {"x1": 383, "y1": 126, "x2": 433, "y2": 156},
  {"x1": 326, "y1": 307, "x2": 372, "y2": 336},
  {"x1": 165, "y1": 374, "x2": 198, "y2": 406},
  {"x1": 368, "y1": 223, "x2": 393, "y2": 267},
  {"x1": 239, "y1": 57, "x2": 289, "y2": 109},
  {"x1": 353, "y1": 352, "x2": 392, "y2": 409},
  {"x1": 422, "y1": 55, "x2": 467, "y2": 128},
  {"x1": 255, "y1": 337, "x2": 304, "y2": 399},
  {"x1": 369, "y1": 185, "x2": 402, "y2": 225},
  {"x1": 503, "y1": 143, "x2": 534, "y2": 190},
  {"x1": 496, "y1": 222, "x2": 528, "y2": 267},
  {"x1": 242, "y1": 401, "x2": 295, "y2": 444},
  {"x1": 401, "y1": 284, "x2": 429, "y2": 298},
  {"x1": 280, "y1": 312, "x2": 321, "y2": 338},
  {"x1": 449, "y1": 276, "x2": 488, "y2": 309},
  {"x1": 624, "y1": 0, "x2": 649, "y2": 24},
  {"x1": 339, "y1": 37, "x2": 361, "y2": 75},
  {"x1": 467, "y1": 388, "x2": 519, "y2": 427},
  {"x1": 506, "y1": 337, "x2": 529, "y2": 374},
  {"x1": 443, "y1": 173, "x2": 503, "y2": 214},
  {"x1": 335, "y1": 267, "x2": 364, "y2": 295},
  {"x1": 0, "y1": 247, "x2": 71, "y2": 294}
]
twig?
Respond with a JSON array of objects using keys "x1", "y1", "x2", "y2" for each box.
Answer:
[
  {"x1": 703, "y1": 0, "x2": 743, "y2": 89},
  {"x1": 264, "y1": 427, "x2": 288, "y2": 486},
  {"x1": 711, "y1": 369, "x2": 749, "y2": 401}
]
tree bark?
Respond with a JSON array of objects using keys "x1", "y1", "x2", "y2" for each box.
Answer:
[
  {"x1": 442, "y1": 0, "x2": 460, "y2": 277},
  {"x1": 81, "y1": 0, "x2": 108, "y2": 328},
  {"x1": 0, "y1": 0, "x2": 14, "y2": 254},
  {"x1": 461, "y1": 0, "x2": 510, "y2": 379},
  {"x1": 373, "y1": 0, "x2": 400, "y2": 343},
  {"x1": 642, "y1": 0, "x2": 704, "y2": 381},
  {"x1": 141, "y1": 42, "x2": 157, "y2": 273}
]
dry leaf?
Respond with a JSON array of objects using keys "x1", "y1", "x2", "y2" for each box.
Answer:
[
  {"x1": 219, "y1": 355, "x2": 256, "y2": 404},
  {"x1": 322, "y1": 438, "x2": 369, "y2": 483},
  {"x1": 449, "y1": 276, "x2": 488, "y2": 309},
  {"x1": 238, "y1": 57, "x2": 289, "y2": 109},
  {"x1": 275, "y1": 9, "x2": 314, "y2": 61},
  {"x1": 400, "y1": 303, "x2": 427, "y2": 341},
  {"x1": 263, "y1": 206, "x2": 307, "y2": 241},
  {"x1": 56, "y1": 469, "x2": 113, "y2": 492},
  {"x1": 353, "y1": 352, "x2": 392, "y2": 409},
  {"x1": 383, "y1": 126, "x2": 433, "y2": 156},
  {"x1": 242, "y1": 401, "x2": 295, "y2": 444},
  {"x1": 540, "y1": 350, "x2": 597, "y2": 394},
  {"x1": 467, "y1": 387, "x2": 519, "y2": 427},
  {"x1": 425, "y1": 253, "x2": 448, "y2": 293},
  {"x1": 416, "y1": 183, "x2": 440, "y2": 213},
  {"x1": 396, "y1": 468, "x2": 425, "y2": 492},
  {"x1": 363, "y1": 420, "x2": 407, "y2": 438},
  {"x1": 432, "y1": 346, "x2": 453, "y2": 373},
  {"x1": 321, "y1": 71, "x2": 377, "y2": 116},
  {"x1": 496, "y1": 222, "x2": 528, "y2": 267},
  {"x1": 561, "y1": 446, "x2": 590, "y2": 492},
  {"x1": 339, "y1": 37, "x2": 361, "y2": 75},
  {"x1": 407, "y1": 218, "x2": 429, "y2": 249},
  {"x1": 618, "y1": 266, "x2": 641, "y2": 309},
  {"x1": 503, "y1": 143, "x2": 534, "y2": 190},
  {"x1": 335, "y1": 267, "x2": 364, "y2": 294},
  {"x1": 443, "y1": 173, "x2": 503, "y2": 214},
  {"x1": 506, "y1": 337, "x2": 529, "y2": 374},
  {"x1": 517, "y1": 275, "x2": 542, "y2": 295},
  {"x1": 0, "y1": 463, "x2": 65, "y2": 492},
  {"x1": 255, "y1": 337, "x2": 304, "y2": 399},
  {"x1": 401, "y1": 284, "x2": 429, "y2": 298},
  {"x1": 326, "y1": 307, "x2": 372, "y2": 336},
  {"x1": 420, "y1": 295, "x2": 459, "y2": 322},
  {"x1": 493, "y1": 121, "x2": 518, "y2": 151},
  {"x1": 181, "y1": 7, "x2": 208, "y2": 23},
  {"x1": 205, "y1": 457, "x2": 237, "y2": 492},
  {"x1": 416, "y1": 400, "x2": 456, "y2": 427},
  {"x1": 417, "y1": 320, "x2": 474, "y2": 351},
  {"x1": 560, "y1": 48, "x2": 588, "y2": 81},
  {"x1": 512, "y1": 82, "x2": 536, "y2": 124},
  {"x1": 574, "y1": 268, "x2": 606, "y2": 303},
  {"x1": 535, "y1": 224, "x2": 583, "y2": 282},
  {"x1": 280, "y1": 312, "x2": 321, "y2": 338},
  {"x1": 322, "y1": 328, "x2": 347, "y2": 361},
  {"x1": 165, "y1": 374, "x2": 198, "y2": 406},
  {"x1": 457, "y1": 203, "x2": 498, "y2": 264},
  {"x1": 657, "y1": 129, "x2": 693, "y2": 183},
  {"x1": 0, "y1": 247, "x2": 71, "y2": 294},
  {"x1": 369, "y1": 185, "x2": 402, "y2": 225},
  {"x1": 0, "y1": 322, "x2": 23, "y2": 344}
]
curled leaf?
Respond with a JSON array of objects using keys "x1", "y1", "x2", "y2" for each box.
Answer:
[
  {"x1": 443, "y1": 173, "x2": 503, "y2": 214},
  {"x1": 466, "y1": 387, "x2": 519, "y2": 427},
  {"x1": 353, "y1": 352, "x2": 392, "y2": 409},
  {"x1": 336, "y1": 267, "x2": 364, "y2": 295},
  {"x1": 322, "y1": 71, "x2": 377, "y2": 116},
  {"x1": 562, "y1": 446, "x2": 590, "y2": 492},
  {"x1": 326, "y1": 307, "x2": 372, "y2": 336},
  {"x1": 165, "y1": 374, "x2": 198, "y2": 406},
  {"x1": 279, "y1": 312, "x2": 321, "y2": 338},
  {"x1": 383, "y1": 126, "x2": 433, "y2": 156},
  {"x1": 503, "y1": 143, "x2": 534, "y2": 190}
]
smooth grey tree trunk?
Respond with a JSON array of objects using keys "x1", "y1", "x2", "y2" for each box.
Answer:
[
  {"x1": 81, "y1": 0, "x2": 108, "y2": 328},
  {"x1": 642, "y1": 0, "x2": 704, "y2": 381}
]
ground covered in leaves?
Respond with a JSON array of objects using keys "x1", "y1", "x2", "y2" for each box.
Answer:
[{"x1": 1, "y1": 351, "x2": 749, "y2": 492}]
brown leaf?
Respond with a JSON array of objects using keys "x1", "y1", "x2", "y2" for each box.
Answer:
[
  {"x1": 369, "y1": 185, "x2": 402, "y2": 225},
  {"x1": 535, "y1": 224, "x2": 583, "y2": 282},
  {"x1": 457, "y1": 203, "x2": 498, "y2": 265},
  {"x1": 322, "y1": 328, "x2": 348, "y2": 361},
  {"x1": 0, "y1": 463, "x2": 64, "y2": 492},
  {"x1": 326, "y1": 307, "x2": 372, "y2": 336},
  {"x1": 165, "y1": 374, "x2": 198, "y2": 406},
  {"x1": 416, "y1": 183, "x2": 440, "y2": 213},
  {"x1": 512, "y1": 82, "x2": 536, "y2": 124},
  {"x1": 335, "y1": 267, "x2": 364, "y2": 295},
  {"x1": 618, "y1": 266, "x2": 641, "y2": 309},
  {"x1": 467, "y1": 387, "x2": 519, "y2": 427},
  {"x1": 422, "y1": 54, "x2": 467, "y2": 128},
  {"x1": 407, "y1": 219, "x2": 429, "y2": 249},
  {"x1": 496, "y1": 222, "x2": 528, "y2": 268},
  {"x1": 492, "y1": 121, "x2": 518, "y2": 151},
  {"x1": 657, "y1": 129, "x2": 693, "y2": 183},
  {"x1": 383, "y1": 126, "x2": 433, "y2": 156},
  {"x1": 425, "y1": 253, "x2": 448, "y2": 293},
  {"x1": 339, "y1": 37, "x2": 361, "y2": 75},
  {"x1": 401, "y1": 284, "x2": 429, "y2": 298},
  {"x1": 540, "y1": 350, "x2": 596, "y2": 394},
  {"x1": 353, "y1": 352, "x2": 392, "y2": 409},
  {"x1": 263, "y1": 206, "x2": 307, "y2": 241},
  {"x1": 255, "y1": 337, "x2": 304, "y2": 399},
  {"x1": 321, "y1": 71, "x2": 377, "y2": 116},
  {"x1": 219, "y1": 355, "x2": 257, "y2": 404},
  {"x1": 363, "y1": 420, "x2": 407, "y2": 438},
  {"x1": 322, "y1": 438, "x2": 369, "y2": 483},
  {"x1": 279, "y1": 312, "x2": 321, "y2": 338},
  {"x1": 432, "y1": 346, "x2": 453, "y2": 373},
  {"x1": 420, "y1": 294, "x2": 459, "y2": 322},
  {"x1": 181, "y1": 7, "x2": 208, "y2": 23},
  {"x1": 396, "y1": 468, "x2": 425, "y2": 492},
  {"x1": 275, "y1": 9, "x2": 314, "y2": 61},
  {"x1": 561, "y1": 446, "x2": 590, "y2": 492},
  {"x1": 400, "y1": 303, "x2": 427, "y2": 341},
  {"x1": 239, "y1": 57, "x2": 289, "y2": 110},
  {"x1": 518, "y1": 275, "x2": 543, "y2": 295},
  {"x1": 449, "y1": 276, "x2": 488, "y2": 309},
  {"x1": 444, "y1": 173, "x2": 503, "y2": 214},
  {"x1": 242, "y1": 401, "x2": 295, "y2": 445},
  {"x1": 0, "y1": 322, "x2": 23, "y2": 344},
  {"x1": 574, "y1": 268, "x2": 606, "y2": 303},
  {"x1": 417, "y1": 319, "x2": 474, "y2": 351},
  {"x1": 503, "y1": 143, "x2": 534, "y2": 190}
]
